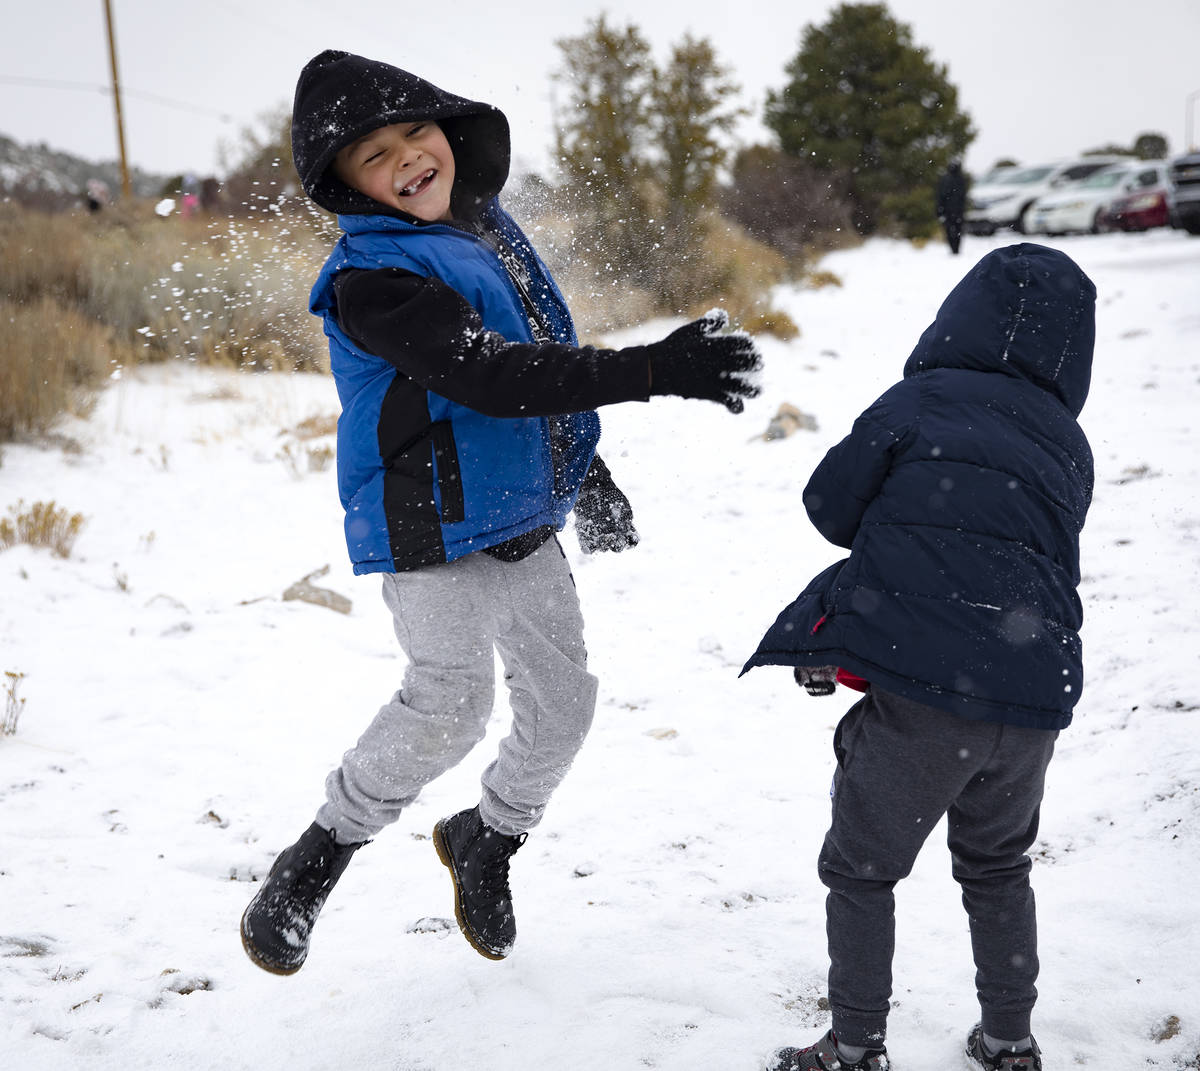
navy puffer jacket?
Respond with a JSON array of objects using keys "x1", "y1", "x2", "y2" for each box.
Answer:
[{"x1": 743, "y1": 244, "x2": 1095, "y2": 730}]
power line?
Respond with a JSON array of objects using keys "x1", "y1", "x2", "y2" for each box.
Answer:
[{"x1": 0, "y1": 73, "x2": 234, "y2": 122}]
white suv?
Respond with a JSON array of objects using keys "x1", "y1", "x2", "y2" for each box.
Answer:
[{"x1": 965, "y1": 157, "x2": 1125, "y2": 234}]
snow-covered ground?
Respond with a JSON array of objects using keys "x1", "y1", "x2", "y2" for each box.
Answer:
[{"x1": 1, "y1": 230, "x2": 1197, "y2": 1070}]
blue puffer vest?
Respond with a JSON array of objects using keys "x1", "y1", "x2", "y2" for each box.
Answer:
[{"x1": 310, "y1": 202, "x2": 600, "y2": 573}]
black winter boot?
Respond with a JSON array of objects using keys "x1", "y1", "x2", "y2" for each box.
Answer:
[
  {"x1": 240, "y1": 822, "x2": 363, "y2": 975},
  {"x1": 432, "y1": 806, "x2": 526, "y2": 960}
]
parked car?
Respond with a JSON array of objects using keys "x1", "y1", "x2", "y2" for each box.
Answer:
[
  {"x1": 975, "y1": 163, "x2": 1017, "y2": 184},
  {"x1": 964, "y1": 157, "x2": 1125, "y2": 234},
  {"x1": 1026, "y1": 161, "x2": 1170, "y2": 235},
  {"x1": 1167, "y1": 152, "x2": 1200, "y2": 234},
  {"x1": 1098, "y1": 165, "x2": 1175, "y2": 232}
]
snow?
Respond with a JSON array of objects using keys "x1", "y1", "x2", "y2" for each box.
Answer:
[{"x1": 2, "y1": 230, "x2": 1198, "y2": 1070}]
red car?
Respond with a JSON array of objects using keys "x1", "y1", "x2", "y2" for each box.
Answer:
[{"x1": 1098, "y1": 164, "x2": 1172, "y2": 231}]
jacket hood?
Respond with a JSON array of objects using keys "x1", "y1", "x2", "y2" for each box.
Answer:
[
  {"x1": 903, "y1": 243, "x2": 1096, "y2": 416},
  {"x1": 291, "y1": 50, "x2": 510, "y2": 219}
]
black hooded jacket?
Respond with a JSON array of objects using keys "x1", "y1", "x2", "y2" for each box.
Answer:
[
  {"x1": 292, "y1": 49, "x2": 510, "y2": 220},
  {"x1": 743, "y1": 244, "x2": 1096, "y2": 730}
]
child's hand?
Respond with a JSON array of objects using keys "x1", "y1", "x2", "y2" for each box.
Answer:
[
  {"x1": 794, "y1": 665, "x2": 839, "y2": 696},
  {"x1": 645, "y1": 309, "x2": 764, "y2": 414},
  {"x1": 574, "y1": 473, "x2": 639, "y2": 554},
  {"x1": 574, "y1": 455, "x2": 639, "y2": 554}
]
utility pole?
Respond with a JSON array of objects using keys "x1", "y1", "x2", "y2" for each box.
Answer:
[{"x1": 103, "y1": 0, "x2": 132, "y2": 198}]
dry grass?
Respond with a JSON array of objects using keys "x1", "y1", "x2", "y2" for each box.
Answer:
[
  {"x1": 685, "y1": 214, "x2": 799, "y2": 340},
  {"x1": 3, "y1": 671, "x2": 25, "y2": 736},
  {"x1": 0, "y1": 202, "x2": 331, "y2": 444},
  {"x1": 285, "y1": 413, "x2": 339, "y2": 440},
  {"x1": 0, "y1": 500, "x2": 86, "y2": 558},
  {"x1": 0, "y1": 297, "x2": 112, "y2": 439},
  {"x1": 538, "y1": 208, "x2": 799, "y2": 343},
  {"x1": 1, "y1": 191, "x2": 806, "y2": 444},
  {"x1": 804, "y1": 269, "x2": 844, "y2": 290}
]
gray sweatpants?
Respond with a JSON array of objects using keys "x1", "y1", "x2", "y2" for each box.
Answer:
[
  {"x1": 316, "y1": 537, "x2": 598, "y2": 841},
  {"x1": 819, "y1": 686, "x2": 1057, "y2": 1048}
]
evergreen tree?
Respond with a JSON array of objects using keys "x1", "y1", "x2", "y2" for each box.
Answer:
[
  {"x1": 1133, "y1": 132, "x2": 1169, "y2": 160},
  {"x1": 552, "y1": 16, "x2": 656, "y2": 282},
  {"x1": 649, "y1": 33, "x2": 746, "y2": 308},
  {"x1": 765, "y1": 2, "x2": 974, "y2": 235},
  {"x1": 651, "y1": 34, "x2": 744, "y2": 220}
]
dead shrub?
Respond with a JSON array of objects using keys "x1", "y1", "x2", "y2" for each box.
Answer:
[
  {"x1": 287, "y1": 414, "x2": 339, "y2": 440},
  {"x1": 673, "y1": 213, "x2": 798, "y2": 340},
  {"x1": 536, "y1": 206, "x2": 798, "y2": 342},
  {"x1": 720, "y1": 146, "x2": 857, "y2": 264},
  {"x1": 0, "y1": 205, "x2": 89, "y2": 304},
  {"x1": 0, "y1": 297, "x2": 113, "y2": 439},
  {"x1": 0, "y1": 203, "x2": 332, "y2": 443},
  {"x1": 804, "y1": 269, "x2": 844, "y2": 290},
  {"x1": 0, "y1": 500, "x2": 86, "y2": 558},
  {"x1": 3, "y1": 671, "x2": 25, "y2": 737}
]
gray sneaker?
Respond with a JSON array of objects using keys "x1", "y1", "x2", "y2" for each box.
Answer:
[
  {"x1": 766, "y1": 1030, "x2": 889, "y2": 1070},
  {"x1": 965, "y1": 1024, "x2": 1042, "y2": 1070}
]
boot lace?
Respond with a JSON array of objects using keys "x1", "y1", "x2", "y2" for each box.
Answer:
[{"x1": 476, "y1": 830, "x2": 526, "y2": 896}]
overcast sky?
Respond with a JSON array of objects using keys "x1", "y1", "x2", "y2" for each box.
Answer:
[{"x1": 4, "y1": 0, "x2": 1198, "y2": 183}]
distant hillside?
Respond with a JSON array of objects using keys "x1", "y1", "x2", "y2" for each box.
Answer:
[{"x1": 0, "y1": 133, "x2": 170, "y2": 210}]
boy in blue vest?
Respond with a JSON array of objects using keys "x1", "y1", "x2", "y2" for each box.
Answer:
[
  {"x1": 240, "y1": 50, "x2": 763, "y2": 975},
  {"x1": 743, "y1": 244, "x2": 1095, "y2": 1071}
]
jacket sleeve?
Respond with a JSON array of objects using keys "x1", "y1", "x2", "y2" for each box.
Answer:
[
  {"x1": 803, "y1": 385, "x2": 913, "y2": 548},
  {"x1": 334, "y1": 267, "x2": 650, "y2": 417}
]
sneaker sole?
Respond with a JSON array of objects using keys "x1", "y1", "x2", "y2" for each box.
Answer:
[
  {"x1": 432, "y1": 819, "x2": 509, "y2": 961},
  {"x1": 239, "y1": 906, "x2": 305, "y2": 976}
]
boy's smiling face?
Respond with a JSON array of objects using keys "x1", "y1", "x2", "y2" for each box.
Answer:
[{"x1": 332, "y1": 121, "x2": 456, "y2": 221}]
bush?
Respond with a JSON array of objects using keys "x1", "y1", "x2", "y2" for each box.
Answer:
[
  {"x1": 0, "y1": 297, "x2": 113, "y2": 439},
  {"x1": 3, "y1": 671, "x2": 24, "y2": 737},
  {"x1": 720, "y1": 146, "x2": 856, "y2": 265},
  {"x1": 0, "y1": 208, "x2": 91, "y2": 304},
  {"x1": 677, "y1": 212, "x2": 799, "y2": 340},
  {"x1": 531, "y1": 200, "x2": 798, "y2": 341},
  {"x1": 0, "y1": 500, "x2": 86, "y2": 558},
  {"x1": 0, "y1": 202, "x2": 332, "y2": 441},
  {"x1": 877, "y1": 186, "x2": 942, "y2": 241}
]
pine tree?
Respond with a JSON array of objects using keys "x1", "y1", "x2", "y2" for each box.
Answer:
[
  {"x1": 649, "y1": 33, "x2": 746, "y2": 309},
  {"x1": 1133, "y1": 132, "x2": 1169, "y2": 160},
  {"x1": 553, "y1": 19, "x2": 746, "y2": 308},
  {"x1": 765, "y1": 2, "x2": 974, "y2": 235},
  {"x1": 552, "y1": 16, "x2": 656, "y2": 283}
]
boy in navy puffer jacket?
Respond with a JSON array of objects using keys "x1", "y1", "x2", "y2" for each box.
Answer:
[
  {"x1": 239, "y1": 50, "x2": 762, "y2": 976},
  {"x1": 743, "y1": 244, "x2": 1095, "y2": 1071}
]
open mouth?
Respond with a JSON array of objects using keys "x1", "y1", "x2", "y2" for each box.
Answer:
[{"x1": 398, "y1": 170, "x2": 437, "y2": 197}]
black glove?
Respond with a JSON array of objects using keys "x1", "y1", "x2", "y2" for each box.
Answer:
[
  {"x1": 794, "y1": 665, "x2": 839, "y2": 697},
  {"x1": 645, "y1": 309, "x2": 763, "y2": 414},
  {"x1": 573, "y1": 455, "x2": 639, "y2": 554}
]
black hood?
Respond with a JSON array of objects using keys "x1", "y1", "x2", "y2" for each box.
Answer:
[
  {"x1": 904, "y1": 243, "x2": 1096, "y2": 416},
  {"x1": 291, "y1": 50, "x2": 510, "y2": 219}
]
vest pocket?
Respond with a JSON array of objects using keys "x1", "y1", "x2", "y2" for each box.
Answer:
[{"x1": 430, "y1": 421, "x2": 465, "y2": 524}]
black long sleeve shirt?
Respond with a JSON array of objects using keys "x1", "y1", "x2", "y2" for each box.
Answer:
[{"x1": 332, "y1": 267, "x2": 651, "y2": 416}]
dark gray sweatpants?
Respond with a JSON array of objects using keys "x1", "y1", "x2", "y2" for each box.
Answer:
[
  {"x1": 316, "y1": 537, "x2": 598, "y2": 841},
  {"x1": 819, "y1": 686, "x2": 1057, "y2": 1048}
]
